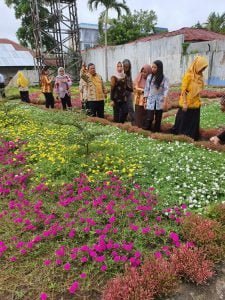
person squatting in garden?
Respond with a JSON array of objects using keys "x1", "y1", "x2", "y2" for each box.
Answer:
[
  {"x1": 123, "y1": 59, "x2": 135, "y2": 125},
  {"x1": 110, "y1": 61, "x2": 127, "y2": 123},
  {"x1": 79, "y1": 62, "x2": 88, "y2": 112},
  {"x1": 171, "y1": 56, "x2": 208, "y2": 141},
  {"x1": 40, "y1": 68, "x2": 55, "y2": 109},
  {"x1": 54, "y1": 67, "x2": 72, "y2": 110},
  {"x1": 143, "y1": 60, "x2": 169, "y2": 132},
  {"x1": 81, "y1": 63, "x2": 107, "y2": 118},
  {"x1": 133, "y1": 64, "x2": 152, "y2": 128},
  {"x1": 210, "y1": 95, "x2": 225, "y2": 145},
  {"x1": 17, "y1": 71, "x2": 30, "y2": 103}
]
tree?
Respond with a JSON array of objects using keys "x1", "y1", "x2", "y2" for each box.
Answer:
[
  {"x1": 204, "y1": 12, "x2": 225, "y2": 34},
  {"x1": 5, "y1": 0, "x2": 55, "y2": 50},
  {"x1": 192, "y1": 12, "x2": 225, "y2": 34},
  {"x1": 87, "y1": 0, "x2": 130, "y2": 81},
  {"x1": 102, "y1": 9, "x2": 157, "y2": 45},
  {"x1": 192, "y1": 21, "x2": 204, "y2": 29}
]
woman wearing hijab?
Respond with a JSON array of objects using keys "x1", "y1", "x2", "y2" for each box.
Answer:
[
  {"x1": 171, "y1": 56, "x2": 208, "y2": 140},
  {"x1": 123, "y1": 59, "x2": 135, "y2": 125},
  {"x1": 134, "y1": 64, "x2": 152, "y2": 128},
  {"x1": 110, "y1": 61, "x2": 127, "y2": 123},
  {"x1": 17, "y1": 71, "x2": 30, "y2": 103},
  {"x1": 40, "y1": 68, "x2": 55, "y2": 109},
  {"x1": 143, "y1": 60, "x2": 169, "y2": 132},
  {"x1": 54, "y1": 67, "x2": 72, "y2": 110}
]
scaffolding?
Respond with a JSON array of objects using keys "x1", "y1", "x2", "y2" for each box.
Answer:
[{"x1": 30, "y1": 0, "x2": 81, "y2": 81}]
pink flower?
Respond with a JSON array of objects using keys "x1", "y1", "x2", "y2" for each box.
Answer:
[
  {"x1": 95, "y1": 255, "x2": 105, "y2": 263},
  {"x1": 154, "y1": 251, "x2": 162, "y2": 259},
  {"x1": 55, "y1": 259, "x2": 62, "y2": 265},
  {"x1": 43, "y1": 259, "x2": 51, "y2": 266},
  {"x1": 81, "y1": 256, "x2": 88, "y2": 263},
  {"x1": 142, "y1": 227, "x2": 150, "y2": 234},
  {"x1": 69, "y1": 281, "x2": 79, "y2": 294},
  {"x1": 9, "y1": 256, "x2": 17, "y2": 262},
  {"x1": 101, "y1": 265, "x2": 107, "y2": 271},
  {"x1": 109, "y1": 216, "x2": 116, "y2": 223},
  {"x1": 156, "y1": 216, "x2": 162, "y2": 222},
  {"x1": 68, "y1": 229, "x2": 76, "y2": 238},
  {"x1": 113, "y1": 255, "x2": 121, "y2": 262},
  {"x1": 169, "y1": 232, "x2": 180, "y2": 242},
  {"x1": 80, "y1": 273, "x2": 87, "y2": 279},
  {"x1": 129, "y1": 224, "x2": 139, "y2": 231},
  {"x1": 40, "y1": 293, "x2": 48, "y2": 300},
  {"x1": 64, "y1": 262, "x2": 71, "y2": 271}
]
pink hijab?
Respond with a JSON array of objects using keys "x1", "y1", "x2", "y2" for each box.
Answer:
[{"x1": 134, "y1": 64, "x2": 152, "y2": 89}]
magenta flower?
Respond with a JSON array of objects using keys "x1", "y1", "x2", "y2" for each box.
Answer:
[
  {"x1": 154, "y1": 251, "x2": 162, "y2": 259},
  {"x1": 80, "y1": 273, "x2": 87, "y2": 279},
  {"x1": 40, "y1": 293, "x2": 48, "y2": 300},
  {"x1": 169, "y1": 232, "x2": 180, "y2": 242},
  {"x1": 81, "y1": 256, "x2": 88, "y2": 263},
  {"x1": 9, "y1": 256, "x2": 17, "y2": 262},
  {"x1": 95, "y1": 255, "x2": 105, "y2": 263},
  {"x1": 142, "y1": 227, "x2": 150, "y2": 234},
  {"x1": 63, "y1": 262, "x2": 71, "y2": 271},
  {"x1": 69, "y1": 281, "x2": 79, "y2": 294},
  {"x1": 129, "y1": 224, "x2": 139, "y2": 231},
  {"x1": 101, "y1": 265, "x2": 107, "y2": 271},
  {"x1": 55, "y1": 259, "x2": 62, "y2": 265},
  {"x1": 43, "y1": 260, "x2": 51, "y2": 266},
  {"x1": 68, "y1": 229, "x2": 76, "y2": 238}
]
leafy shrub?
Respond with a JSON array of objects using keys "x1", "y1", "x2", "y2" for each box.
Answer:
[
  {"x1": 102, "y1": 256, "x2": 178, "y2": 300},
  {"x1": 207, "y1": 203, "x2": 225, "y2": 225},
  {"x1": 170, "y1": 244, "x2": 214, "y2": 284},
  {"x1": 180, "y1": 214, "x2": 225, "y2": 261}
]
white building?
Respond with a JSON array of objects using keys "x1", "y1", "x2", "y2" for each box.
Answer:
[{"x1": 79, "y1": 23, "x2": 99, "y2": 50}]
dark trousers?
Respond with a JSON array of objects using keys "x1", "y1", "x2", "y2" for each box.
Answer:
[
  {"x1": 113, "y1": 101, "x2": 128, "y2": 123},
  {"x1": 0, "y1": 83, "x2": 5, "y2": 98},
  {"x1": 218, "y1": 130, "x2": 225, "y2": 142},
  {"x1": 88, "y1": 100, "x2": 104, "y2": 118},
  {"x1": 125, "y1": 93, "x2": 135, "y2": 124},
  {"x1": 144, "y1": 109, "x2": 163, "y2": 132},
  {"x1": 44, "y1": 92, "x2": 54, "y2": 108},
  {"x1": 20, "y1": 91, "x2": 30, "y2": 103},
  {"x1": 61, "y1": 94, "x2": 72, "y2": 110}
]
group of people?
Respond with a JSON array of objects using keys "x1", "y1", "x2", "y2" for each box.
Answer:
[
  {"x1": 15, "y1": 67, "x2": 73, "y2": 110},
  {"x1": 1, "y1": 55, "x2": 224, "y2": 144},
  {"x1": 79, "y1": 55, "x2": 225, "y2": 144}
]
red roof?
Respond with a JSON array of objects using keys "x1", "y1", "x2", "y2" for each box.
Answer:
[
  {"x1": 0, "y1": 38, "x2": 32, "y2": 51},
  {"x1": 136, "y1": 27, "x2": 225, "y2": 43}
]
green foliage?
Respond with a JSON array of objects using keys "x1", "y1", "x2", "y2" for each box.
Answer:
[
  {"x1": 88, "y1": 0, "x2": 130, "y2": 46},
  {"x1": 103, "y1": 9, "x2": 157, "y2": 45},
  {"x1": 193, "y1": 11, "x2": 225, "y2": 34},
  {"x1": 182, "y1": 42, "x2": 190, "y2": 55},
  {"x1": 4, "y1": 0, "x2": 55, "y2": 50}
]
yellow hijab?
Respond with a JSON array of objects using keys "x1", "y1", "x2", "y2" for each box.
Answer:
[
  {"x1": 17, "y1": 71, "x2": 29, "y2": 88},
  {"x1": 185, "y1": 56, "x2": 208, "y2": 98}
]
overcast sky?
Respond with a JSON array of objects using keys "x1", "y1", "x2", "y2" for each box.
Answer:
[{"x1": 1, "y1": 0, "x2": 225, "y2": 43}]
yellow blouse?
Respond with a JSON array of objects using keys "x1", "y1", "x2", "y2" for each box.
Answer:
[{"x1": 179, "y1": 73, "x2": 202, "y2": 109}]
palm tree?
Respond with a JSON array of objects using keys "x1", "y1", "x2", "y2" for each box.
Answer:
[
  {"x1": 88, "y1": 0, "x2": 130, "y2": 81},
  {"x1": 204, "y1": 12, "x2": 225, "y2": 34}
]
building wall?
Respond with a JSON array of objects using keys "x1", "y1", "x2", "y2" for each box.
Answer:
[
  {"x1": 80, "y1": 28, "x2": 99, "y2": 50},
  {"x1": 81, "y1": 35, "x2": 225, "y2": 86}
]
